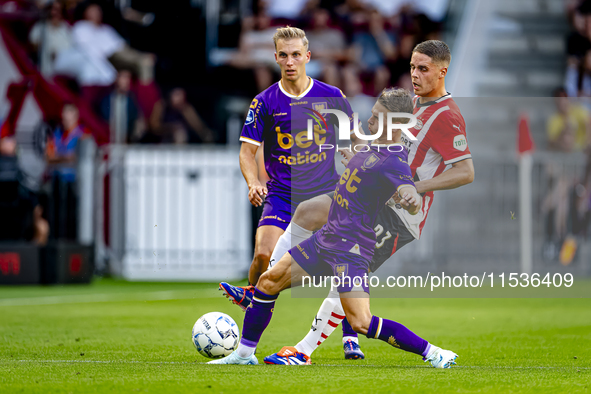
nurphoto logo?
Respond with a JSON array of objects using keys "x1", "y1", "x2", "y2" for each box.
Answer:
[{"x1": 306, "y1": 109, "x2": 418, "y2": 152}]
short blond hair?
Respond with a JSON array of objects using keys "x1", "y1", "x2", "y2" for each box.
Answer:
[{"x1": 273, "y1": 26, "x2": 309, "y2": 52}]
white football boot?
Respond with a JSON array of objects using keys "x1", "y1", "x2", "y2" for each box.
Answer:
[
  {"x1": 207, "y1": 351, "x2": 258, "y2": 365},
  {"x1": 424, "y1": 346, "x2": 458, "y2": 369}
]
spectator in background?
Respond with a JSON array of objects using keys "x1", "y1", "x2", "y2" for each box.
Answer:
[
  {"x1": 547, "y1": 88, "x2": 590, "y2": 152},
  {"x1": 71, "y1": 3, "x2": 155, "y2": 84},
  {"x1": 335, "y1": 0, "x2": 371, "y2": 27},
  {"x1": 29, "y1": 1, "x2": 72, "y2": 78},
  {"x1": 566, "y1": 8, "x2": 591, "y2": 62},
  {"x1": 541, "y1": 150, "x2": 591, "y2": 265},
  {"x1": 46, "y1": 102, "x2": 88, "y2": 169},
  {"x1": 45, "y1": 103, "x2": 89, "y2": 240},
  {"x1": 306, "y1": 8, "x2": 347, "y2": 87},
  {"x1": 149, "y1": 88, "x2": 214, "y2": 144},
  {"x1": 230, "y1": 13, "x2": 278, "y2": 92},
  {"x1": 34, "y1": 0, "x2": 83, "y2": 22},
  {"x1": 0, "y1": 137, "x2": 49, "y2": 245},
  {"x1": 565, "y1": 1, "x2": 591, "y2": 97},
  {"x1": 566, "y1": 49, "x2": 591, "y2": 97},
  {"x1": 387, "y1": 4, "x2": 439, "y2": 87},
  {"x1": 63, "y1": 0, "x2": 82, "y2": 22},
  {"x1": 99, "y1": 69, "x2": 145, "y2": 143},
  {"x1": 349, "y1": 9, "x2": 397, "y2": 95},
  {"x1": 264, "y1": 0, "x2": 309, "y2": 21}
]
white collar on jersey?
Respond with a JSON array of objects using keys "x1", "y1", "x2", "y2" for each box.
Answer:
[
  {"x1": 414, "y1": 93, "x2": 452, "y2": 107},
  {"x1": 278, "y1": 77, "x2": 314, "y2": 99}
]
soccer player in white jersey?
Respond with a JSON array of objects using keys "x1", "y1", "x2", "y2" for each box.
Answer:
[{"x1": 224, "y1": 39, "x2": 475, "y2": 364}]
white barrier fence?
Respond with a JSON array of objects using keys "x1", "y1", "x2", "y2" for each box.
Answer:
[
  {"x1": 94, "y1": 146, "x2": 590, "y2": 282},
  {"x1": 96, "y1": 146, "x2": 251, "y2": 281}
]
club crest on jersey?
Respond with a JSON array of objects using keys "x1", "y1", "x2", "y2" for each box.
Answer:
[
  {"x1": 362, "y1": 153, "x2": 380, "y2": 170},
  {"x1": 245, "y1": 109, "x2": 254, "y2": 125},
  {"x1": 414, "y1": 118, "x2": 423, "y2": 130},
  {"x1": 334, "y1": 264, "x2": 348, "y2": 278},
  {"x1": 312, "y1": 102, "x2": 328, "y2": 112}
]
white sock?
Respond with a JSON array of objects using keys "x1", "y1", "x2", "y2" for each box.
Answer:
[
  {"x1": 425, "y1": 343, "x2": 438, "y2": 359},
  {"x1": 268, "y1": 222, "x2": 313, "y2": 269},
  {"x1": 236, "y1": 342, "x2": 256, "y2": 358},
  {"x1": 295, "y1": 287, "x2": 345, "y2": 357},
  {"x1": 343, "y1": 336, "x2": 359, "y2": 344}
]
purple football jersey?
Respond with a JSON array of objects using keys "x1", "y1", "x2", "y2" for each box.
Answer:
[
  {"x1": 316, "y1": 144, "x2": 415, "y2": 260},
  {"x1": 240, "y1": 78, "x2": 356, "y2": 202}
]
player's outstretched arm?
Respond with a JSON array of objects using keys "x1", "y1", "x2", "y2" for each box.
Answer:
[
  {"x1": 239, "y1": 142, "x2": 267, "y2": 207},
  {"x1": 398, "y1": 186, "x2": 422, "y2": 215},
  {"x1": 415, "y1": 158, "x2": 474, "y2": 194}
]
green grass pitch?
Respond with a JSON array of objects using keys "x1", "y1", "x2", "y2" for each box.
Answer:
[{"x1": 0, "y1": 278, "x2": 590, "y2": 393}]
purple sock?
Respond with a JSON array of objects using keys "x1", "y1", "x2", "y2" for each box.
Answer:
[
  {"x1": 365, "y1": 315, "x2": 429, "y2": 356},
  {"x1": 341, "y1": 317, "x2": 358, "y2": 338},
  {"x1": 239, "y1": 288, "x2": 278, "y2": 347}
]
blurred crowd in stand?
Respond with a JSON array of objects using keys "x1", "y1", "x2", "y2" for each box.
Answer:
[
  {"x1": 12, "y1": 0, "x2": 446, "y2": 150},
  {"x1": 549, "y1": 0, "x2": 591, "y2": 153},
  {"x1": 2, "y1": 0, "x2": 589, "y2": 266},
  {"x1": 0, "y1": 0, "x2": 445, "y2": 246},
  {"x1": 26, "y1": 0, "x2": 213, "y2": 145},
  {"x1": 227, "y1": 0, "x2": 443, "y2": 96},
  {"x1": 0, "y1": 0, "x2": 219, "y2": 245},
  {"x1": 541, "y1": 0, "x2": 591, "y2": 264}
]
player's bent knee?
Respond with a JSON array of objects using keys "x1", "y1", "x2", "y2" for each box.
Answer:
[
  {"x1": 347, "y1": 317, "x2": 370, "y2": 335},
  {"x1": 257, "y1": 270, "x2": 283, "y2": 295},
  {"x1": 256, "y1": 273, "x2": 273, "y2": 294},
  {"x1": 294, "y1": 196, "x2": 330, "y2": 231},
  {"x1": 291, "y1": 202, "x2": 311, "y2": 226},
  {"x1": 253, "y1": 249, "x2": 272, "y2": 264}
]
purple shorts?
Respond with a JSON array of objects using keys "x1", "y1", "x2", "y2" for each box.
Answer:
[
  {"x1": 289, "y1": 232, "x2": 371, "y2": 293},
  {"x1": 258, "y1": 194, "x2": 294, "y2": 230}
]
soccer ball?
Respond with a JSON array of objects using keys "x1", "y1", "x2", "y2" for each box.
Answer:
[{"x1": 192, "y1": 312, "x2": 240, "y2": 358}]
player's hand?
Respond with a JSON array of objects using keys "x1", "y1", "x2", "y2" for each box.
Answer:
[
  {"x1": 385, "y1": 192, "x2": 402, "y2": 206},
  {"x1": 338, "y1": 148, "x2": 354, "y2": 166},
  {"x1": 248, "y1": 181, "x2": 267, "y2": 207},
  {"x1": 398, "y1": 190, "x2": 421, "y2": 215}
]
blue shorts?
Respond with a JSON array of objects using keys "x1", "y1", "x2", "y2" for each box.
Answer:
[{"x1": 289, "y1": 232, "x2": 371, "y2": 293}]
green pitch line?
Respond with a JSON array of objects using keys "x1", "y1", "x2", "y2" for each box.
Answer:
[
  {"x1": 0, "y1": 279, "x2": 590, "y2": 393},
  {"x1": 11, "y1": 359, "x2": 591, "y2": 370}
]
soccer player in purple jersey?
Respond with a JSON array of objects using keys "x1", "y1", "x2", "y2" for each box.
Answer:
[
  {"x1": 226, "y1": 40, "x2": 474, "y2": 363},
  {"x1": 209, "y1": 89, "x2": 458, "y2": 368},
  {"x1": 223, "y1": 26, "x2": 361, "y2": 295}
]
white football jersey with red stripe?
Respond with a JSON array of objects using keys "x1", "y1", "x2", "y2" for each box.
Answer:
[{"x1": 389, "y1": 94, "x2": 471, "y2": 239}]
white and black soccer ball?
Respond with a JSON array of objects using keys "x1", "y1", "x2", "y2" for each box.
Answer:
[{"x1": 192, "y1": 312, "x2": 240, "y2": 359}]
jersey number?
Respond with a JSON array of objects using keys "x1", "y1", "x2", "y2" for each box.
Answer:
[{"x1": 374, "y1": 224, "x2": 392, "y2": 249}]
